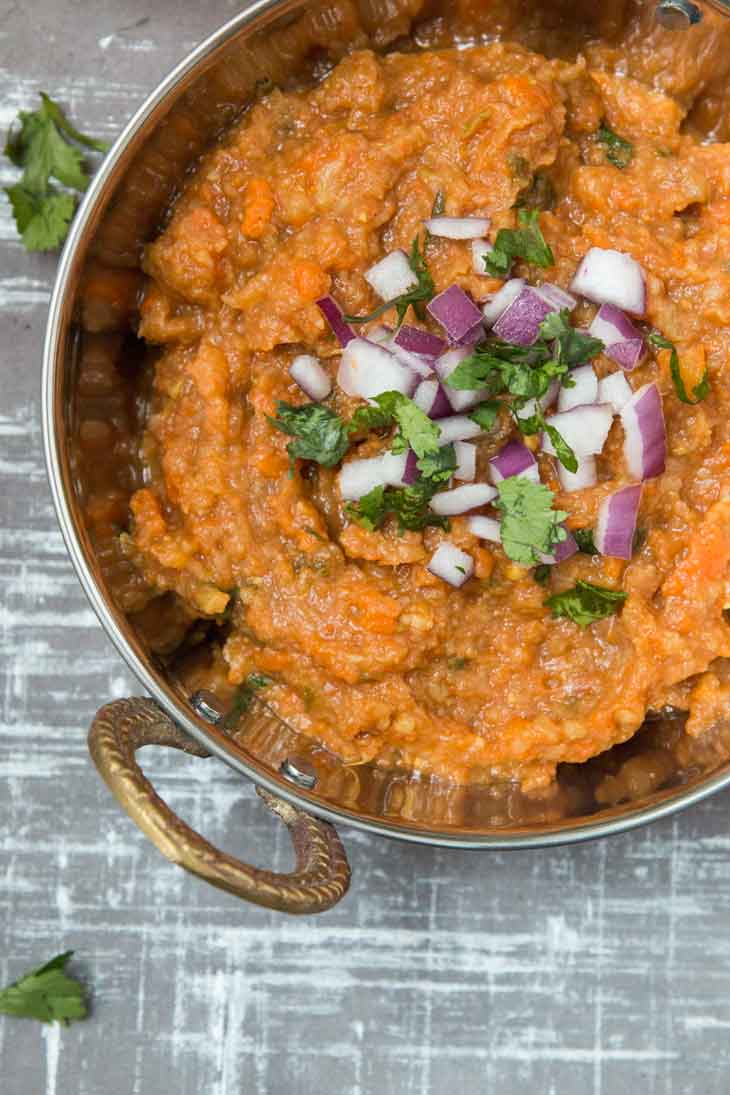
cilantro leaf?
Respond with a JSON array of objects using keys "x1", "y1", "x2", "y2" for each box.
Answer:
[
  {"x1": 574, "y1": 528, "x2": 598, "y2": 555},
  {"x1": 596, "y1": 122, "x2": 633, "y2": 169},
  {"x1": 37, "y1": 93, "x2": 109, "y2": 154},
  {"x1": 543, "y1": 421, "x2": 578, "y2": 474},
  {"x1": 345, "y1": 479, "x2": 448, "y2": 533},
  {"x1": 269, "y1": 401, "x2": 350, "y2": 470},
  {"x1": 223, "y1": 673, "x2": 274, "y2": 728},
  {"x1": 533, "y1": 563, "x2": 551, "y2": 586},
  {"x1": 347, "y1": 404, "x2": 392, "y2": 435},
  {"x1": 344, "y1": 236, "x2": 435, "y2": 326},
  {"x1": 496, "y1": 476, "x2": 567, "y2": 565},
  {"x1": 648, "y1": 331, "x2": 709, "y2": 405},
  {"x1": 416, "y1": 442, "x2": 456, "y2": 483},
  {"x1": 469, "y1": 400, "x2": 501, "y2": 431},
  {"x1": 545, "y1": 579, "x2": 628, "y2": 627},
  {"x1": 5, "y1": 183, "x2": 75, "y2": 252},
  {"x1": 0, "y1": 952, "x2": 87, "y2": 1025},
  {"x1": 484, "y1": 209, "x2": 554, "y2": 277},
  {"x1": 374, "y1": 391, "x2": 441, "y2": 459},
  {"x1": 539, "y1": 310, "x2": 604, "y2": 368}
]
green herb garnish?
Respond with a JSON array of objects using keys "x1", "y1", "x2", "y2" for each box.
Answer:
[
  {"x1": 496, "y1": 476, "x2": 567, "y2": 566},
  {"x1": 648, "y1": 331, "x2": 710, "y2": 405},
  {"x1": 415, "y1": 442, "x2": 457, "y2": 483},
  {"x1": 469, "y1": 400, "x2": 501, "y2": 431},
  {"x1": 345, "y1": 480, "x2": 449, "y2": 533},
  {"x1": 546, "y1": 579, "x2": 628, "y2": 628},
  {"x1": 269, "y1": 401, "x2": 350, "y2": 472},
  {"x1": 574, "y1": 528, "x2": 598, "y2": 555},
  {"x1": 533, "y1": 563, "x2": 551, "y2": 586},
  {"x1": 223, "y1": 673, "x2": 274, "y2": 728},
  {"x1": 484, "y1": 209, "x2": 554, "y2": 277},
  {"x1": 539, "y1": 310, "x2": 604, "y2": 369},
  {"x1": 369, "y1": 391, "x2": 441, "y2": 458},
  {"x1": 344, "y1": 235, "x2": 435, "y2": 326},
  {"x1": 596, "y1": 122, "x2": 633, "y2": 169},
  {"x1": 0, "y1": 952, "x2": 87, "y2": 1025},
  {"x1": 4, "y1": 93, "x2": 108, "y2": 251}
]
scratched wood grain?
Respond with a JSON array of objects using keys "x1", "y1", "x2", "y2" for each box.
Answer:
[{"x1": 3, "y1": 3, "x2": 730, "y2": 1093}]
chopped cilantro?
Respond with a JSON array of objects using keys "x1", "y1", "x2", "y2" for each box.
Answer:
[
  {"x1": 344, "y1": 235, "x2": 435, "y2": 326},
  {"x1": 416, "y1": 442, "x2": 457, "y2": 483},
  {"x1": 533, "y1": 563, "x2": 551, "y2": 586},
  {"x1": 0, "y1": 952, "x2": 87, "y2": 1025},
  {"x1": 223, "y1": 673, "x2": 274, "y2": 728},
  {"x1": 596, "y1": 122, "x2": 633, "y2": 169},
  {"x1": 496, "y1": 476, "x2": 567, "y2": 566},
  {"x1": 648, "y1": 331, "x2": 709, "y2": 405},
  {"x1": 370, "y1": 391, "x2": 441, "y2": 459},
  {"x1": 345, "y1": 480, "x2": 448, "y2": 533},
  {"x1": 269, "y1": 401, "x2": 350, "y2": 471},
  {"x1": 545, "y1": 579, "x2": 628, "y2": 628},
  {"x1": 574, "y1": 528, "x2": 598, "y2": 555},
  {"x1": 347, "y1": 403, "x2": 393, "y2": 435},
  {"x1": 484, "y1": 209, "x2": 555, "y2": 277},
  {"x1": 469, "y1": 400, "x2": 501, "y2": 431},
  {"x1": 539, "y1": 310, "x2": 605, "y2": 368}
]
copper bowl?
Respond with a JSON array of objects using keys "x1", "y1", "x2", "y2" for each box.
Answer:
[{"x1": 42, "y1": 0, "x2": 730, "y2": 914}]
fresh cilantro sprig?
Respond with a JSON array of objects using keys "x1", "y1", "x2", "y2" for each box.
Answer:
[
  {"x1": 540, "y1": 311, "x2": 604, "y2": 367},
  {"x1": 4, "y1": 93, "x2": 109, "y2": 251},
  {"x1": 484, "y1": 209, "x2": 554, "y2": 277},
  {"x1": 648, "y1": 331, "x2": 709, "y2": 405},
  {"x1": 0, "y1": 952, "x2": 87, "y2": 1025},
  {"x1": 596, "y1": 122, "x2": 633, "y2": 169},
  {"x1": 345, "y1": 477, "x2": 451, "y2": 533},
  {"x1": 517, "y1": 399, "x2": 578, "y2": 474},
  {"x1": 344, "y1": 235, "x2": 435, "y2": 326},
  {"x1": 269, "y1": 402, "x2": 350, "y2": 472},
  {"x1": 367, "y1": 391, "x2": 441, "y2": 458},
  {"x1": 546, "y1": 580, "x2": 628, "y2": 627},
  {"x1": 495, "y1": 476, "x2": 567, "y2": 565}
]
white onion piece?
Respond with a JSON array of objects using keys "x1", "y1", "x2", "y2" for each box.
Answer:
[
  {"x1": 390, "y1": 342, "x2": 434, "y2": 378},
  {"x1": 620, "y1": 382, "x2": 666, "y2": 481},
  {"x1": 427, "y1": 542, "x2": 475, "y2": 588},
  {"x1": 492, "y1": 286, "x2": 556, "y2": 346},
  {"x1": 482, "y1": 278, "x2": 525, "y2": 327},
  {"x1": 537, "y1": 283, "x2": 577, "y2": 312},
  {"x1": 558, "y1": 455, "x2": 597, "y2": 493},
  {"x1": 489, "y1": 440, "x2": 540, "y2": 484},
  {"x1": 570, "y1": 247, "x2": 647, "y2": 317},
  {"x1": 338, "y1": 338, "x2": 417, "y2": 400},
  {"x1": 597, "y1": 371, "x2": 632, "y2": 414},
  {"x1": 430, "y1": 483, "x2": 497, "y2": 516},
  {"x1": 558, "y1": 365, "x2": 598, "y2": 412},
  {"x1": 413, "y1": 379, "x2": 452, "y2": 419},
  {"x1": 435, "y1": 347, "x2": 490, "y2": 413},
  {"x1": 365, "y1": 250, "x2": 418, "y2": 301},
  {"x1": 436, "y1": 415, "x2": 485, "y2": 443},
  {"x1": 466, "y1": 515, "x2": 502, "y2": 543},
  {"x1": 472, "y1": 238, "x2": 494, "y2": 274},
  {"x1": 339, "y1": 451, "x2": 408, "y2": 501},
  {"x1": 428, "y1": 285, "x2": 484, "y2": 342},
  {"x1": 289, "y1": 355, "x2": 332, "y2": 402},
  {"x1": 595, "y1": 484, "x2": 642, "y2": 560},
  {"x1": 588, "y1": 304, "x2": 645, "y2": 370},
  {"x1": 542, "y1": 404, "x2": 614, "y2": 458},
  {"x1": 425, "y1": 215, "x2": 491, "y2": 239},
  {"x1": 367, "y1": 324, "x2": 392, "y2": 344},
  {"x1": 453, "y1": 441, "x2": 477, "y2": 482}
]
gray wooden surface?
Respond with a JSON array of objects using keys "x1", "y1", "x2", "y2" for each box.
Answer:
[{"x1": 2, "y1": 3, "x2": 730, "y2": 1093}]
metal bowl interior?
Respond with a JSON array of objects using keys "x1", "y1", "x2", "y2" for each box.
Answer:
[{"x1": 43, "y1": 0, "x2": 730, "y2": 847}]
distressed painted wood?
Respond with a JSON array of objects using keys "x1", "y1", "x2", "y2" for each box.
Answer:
[{"x1": 2, "y1": 3, "x2": 730, "y2": 1092}]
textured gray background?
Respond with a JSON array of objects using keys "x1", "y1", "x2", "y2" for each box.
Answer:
[{"x1": 2, "y1": 3, "x2": 730, "y2": 1093}]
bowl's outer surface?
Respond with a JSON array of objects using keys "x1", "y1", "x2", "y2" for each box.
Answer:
[{"x1": 43, "y1": 0, "x2": 730, "y2": 847}]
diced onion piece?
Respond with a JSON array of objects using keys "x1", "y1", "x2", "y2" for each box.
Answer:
[
  {"x1": 366, "y1": 324, "x2": 392, "y2": 344},
  {"x1": 289, "y1": 355, "x2": 332, "y2": 402},
  {"x1": 538, "y1": 528, "x2": 579, "y2": 565},
  {"x1": 316, "y1": 295, "x2": 356, "y2": 347},
  {"x1": 466, "y1": 515, "x2": 501, "y2": 543},
  {"x1": 403, "y1": 449, "x2": 419, "y2": 486},
  {"x1": 427, "y1": 542, "x2": 475, "y2": 588},
  {"x1": 427, "y1": 285, "x2": 483, "y2": 342},
  {"x1": 425, "y1": 215, "x2": 491, "y2": 239},
  {"x1": 492, "y1": 286, "x2": 556, "y2": 347},
  {"x1": 557, "y1": 364, "x2": 598, "y2": 412},
  {"x1": 597, "y1": 371, "x2": 632, "y2": 414},
  {"x1": 558, "y1": 455, "x2": 597, "y2": 493},
  {"x1": 472, "y1": 238, "x2": 494, "y2": 274},
  {"x1": 338, "y1": 338, "x2": 417, "y2": 400},
  {"x1": 435, "y1": 346, "x2": 490, "y2": 412},
  {"x1": 542, "y1": 404, "x2": 614, "y2": 458},
  {"x1": 489, "y1": 440, "x2": 540, "y2": 484},
  {"x1": 429, "y1": 482, "x2": 497, "y2": 516},
  {"x1": 413, "y1": 379, "x2": 452, "y2": 419},
  {"x1": 437, "y1": 415, "x2": 485, "y2": 444},
  {"x1": 570, "y1": 247, "x2": 647, "y2": 317},
  {"x1": 620, "y1": 382, "x2": 666, "y2": 481},
  {"x1": 390, "y1": 342, "x2": 434, "y2": 378},
  {"x1": 394, "y1": 325, "x2": 446, "y2": 358},
  {"x1": 339, "y1": 451, "x2": 409, "y2": 501},
  {"x1": 455, "y1": 320, "x2": 485, "y2": 347},
  {"x1": 364, "y1": 250, "x2": 418, "y2": 301},
  {"x1": 536, "y1": 283, "x2": 577, "y2": 312},
  {"x1": 482, "y1": 278, "x2": 525, "y2": 328},
  {"x1": 595, "y1": 484, "x2": 642, "y2": 560},
  {"x1": 588, "y1": 303, "x2": 646, "y2": 370},
  {"x1": 453, "y1": 441, "x2": 477, "y2": 482},
  {"x1": 606, "y1": 338, "x2": 646, "y2": 371}
]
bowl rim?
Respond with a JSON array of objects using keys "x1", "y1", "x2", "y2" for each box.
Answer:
[{"x1": 42, "y1": 0, "x2": 730, "y2": 848}]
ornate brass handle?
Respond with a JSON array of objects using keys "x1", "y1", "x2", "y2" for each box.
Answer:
[{"x1": 88, "y1": 698, "x2": 351, "y2": 914}]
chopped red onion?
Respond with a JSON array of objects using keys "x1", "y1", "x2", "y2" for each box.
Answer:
[
  {"x1": 427, "y1": 542, "x2": 475, "y2": 588},
  {"x1": 542, "y1": 404, "x2": 614, "y2": 458},
  {"x1": 424, "y1": 215, "x2": 491, "y2": 239},
  {"x1": 413, "y1": 379, "x2": 452, "y2": 419},
  {"x1": 595, "y1": 484, "x2": 642, "y2": 560},
  {"x1": 316, "y1": 296, "x2": 356, "y2": 347},
  {"x1": 430, "y1": 483, "x2": 497, "y2": 516},
  {"x1": 338, "y1": 338, "x2": 417, "y2": 400},
  {"x1": 390, "y1": 342, "x2": 434, "y2": 378},
  {"x1": 289, "y1": 355, "x2": 332, "y2": 402},
  {"x1": 606, "y1": 338, "x2": 645, "y2": 371},
  {"x1": 364, "y1": 250, "x2": 418, "y2": 301},
  {"x1": 537, "y1": 283, "x2": 577, "y2": 312},
  {"x1": 570, "y1": 247, "x2": 647, "y2": 317},
  {"x1": 489, "y1": 440, "x2": 540, "y2": 484},
  {"x1": 620, "y1": 382, "x2": 666, "y2": 481},
  {"x1": 437, "y1": 415, "x2": 486, "y2": 444},
  {"x1": 482, "y1": 278, "x2": 525, "y2": 328},
  {"x1": 557, "y1": 364, "x2": 598, "y2": 412},
  {"x1": 472, "y1": 239, "x2": 494, "y2": 274},
  {"x1": 492, "y1": 285, "x2": 556, "y2": 346},
  {"x1": 466, "y1": 515, "x2": 502, "y2": 543},
  {"x1": 597, "y1": 371, "x2": 632, "y2": 414},
  {"x1": 435, "y1": 347, "x2": 490, "y2": 413},
  {"x1": 339, "y1": 451, "x2": 410, "y2": 501},
  {"x1": 453, "y1": 441, "x2": 476, "y2": 482},
  {"x1": 403, "y1": 449, "x2": 419, "y2": 486},
  {"x1": 455, "y1": 320, "x2": 485, "y2": 347},
  {"x1": 557, "y1": 455, "x2": 597, "y2": 493},
  {"x1": 428, "y1": 285, "x2": 483, "y2": 342},
  {"x1": 538, "y1": 528, "x2": 579, "y2": 565},
  {"x1": 588, "y1": 304, "x2": 645, "y2": 370},
  {"x1": 394, "y1": 325, "x2": 446, "y2": 358}
]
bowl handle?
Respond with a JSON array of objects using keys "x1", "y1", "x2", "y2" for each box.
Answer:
[{"x1": 88, "y1": 697, "x2": 351, "y2": 914}]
